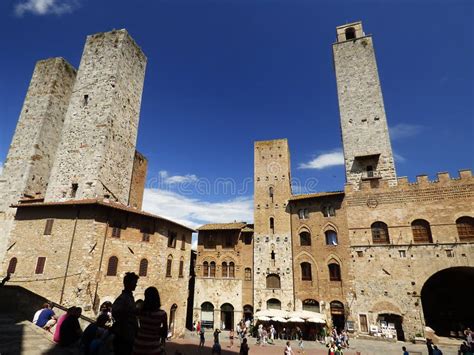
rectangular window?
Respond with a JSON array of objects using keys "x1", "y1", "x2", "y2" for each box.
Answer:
[
  {"x1": 71, "y1": 183, "x2": 78, "y2": 198},
  {"x1": 44, "y1": 219, "x2": 54, "y2": 235},
  {"x1": 112, "y1": 226, "x2": 121, "y2": 238},
  {"x1": 167, "y1": 231, "x2": 177, "y2": 248},
  {"x1": 224, "y1": 235, "x2": 233, "y2": 249},
  {"x1": 399, "y1": 250, "x2": 406, "y2": 258},
  {"x1": 356, "y1": 251, "x2": 364, "y2": 257},
  {"x1": 180, "y1": 235, "x2": 186, "y2": 250},
  {"x1": 244, "y1": 234, "x2": 252, "y2": 245},
  {"x1": 446, "y1": 249, "x2": 454, "y2": 258},
  {"x1": 35, "y1": 257, "x2": 46, "y2": 274},
  {"x1": 179, "y1": 260, "x2": 184, "y2": 278}
]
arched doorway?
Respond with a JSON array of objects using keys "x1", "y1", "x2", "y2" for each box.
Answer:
[
  {"x1": 330, "y1": 301, "x2": 345, "y2": 331},
  {"x1": 267, "y1": 298, "x2": 281, "y2": 310},
  {"x1": 243, "y1": 304, "x2": 253, "y2": 321},
  {"x1": 421, "y1": 267, "x2": 474, "y2": 336},
  {"x1": 377, "y1": 313, "x2": 405, "y2": 341},
  {"x1": 201, "y1": 302, "x2": 214, "y2": 329},
  {"x1": 220, "y1": 303, "x2": 234, "y2": 330},
  {"x1": 169, "y1": 304, "x2": 177, "y2": 337}
]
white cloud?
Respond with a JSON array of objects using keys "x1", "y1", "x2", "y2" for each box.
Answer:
[
  {"x1": 299, "y1": 149, "x2": 344, "y2": 170},
  {"x1": 142, "y1": 188, "x2": 253, "y2": 230},
  {"x1": 389, "y1": 123, "x2": 423, "y2": 140},
  {"x1": 393, "y1": 151, "x2": 406, "y2": 163},
  {"x1": 15, "y1": 0, "x2": 78, "y2": 16},
  {"x1": 158, "y1": 170, "x2": 198, "y2": 185}
]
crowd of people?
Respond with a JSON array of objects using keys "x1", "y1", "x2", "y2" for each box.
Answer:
[{"x1": 31, "y1": 272, "x2": 168, "y2": 355}]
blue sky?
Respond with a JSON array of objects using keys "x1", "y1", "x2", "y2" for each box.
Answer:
[{"x1": 0, "y1": 0, "x2": 473, "y2": 230}]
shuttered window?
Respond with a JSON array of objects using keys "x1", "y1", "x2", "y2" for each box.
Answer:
[
  {"x1": 7, "y1": 257, "x2": 17, "y2": 274},
  {"x1": 411, "y1": 219, "x2": 433, "y2": 243},
  {"x1": 139, "y1": 258, "x2": 148, "y2": 277},
  {"x1": 44, "y1": 219, "x2": 54, "y2": 235},
  {"x1": 456, "y1": 216, "x2": 474, "y2": 241},
  {"x1": 229, "y1": 262, "x2": 235, "y2": 278},
  {"x1": 166, "y1": 256, "x2": 173, "y2": 277},
  {"x1": 107, "y1": 256, "x2": 118, "y2": 276},
  {"x1": 301, "y1": 262, "x2": 312, "y2": 281},
  {"x1": 179, "y1": 259, "x2": 184, "y2": 278},
  {"x1": 35, "y1": 257, "x2": 46, "y2": 274}
]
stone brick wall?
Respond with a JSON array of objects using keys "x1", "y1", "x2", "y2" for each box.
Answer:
[
  {"x1": 194, "y1": 227, "x2": 253, "y2": 328},
  {"x1": 1, "y1": 203, "x2": 193, "y2": 337},
  {"x1": 0, "y1": 58, "x2": 76, "y2": 262},
  {"x1": 45, "y1": 30, "x2": 147, "y2": 205},
  {"x1": 129, "y1": 151, "x2": 148, "y2": 209},
  {"x1": 254, "y1": 139, "x2": 294, "y2": 312},
  {"x1": 333, "y1": 22, "x2": 396, "y2": 188},
  {"x1": 344, "y1": 171, "x2": 474, "y2": 339},
  {"x1": 290, "y1": 193, "x2": 353, "y2": 324}
]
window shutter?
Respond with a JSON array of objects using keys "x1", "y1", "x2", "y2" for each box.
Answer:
[{"x1": 35, "y1": 257, "x2": 46, "y2": 274}]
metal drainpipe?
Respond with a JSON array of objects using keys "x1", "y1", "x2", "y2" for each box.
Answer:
[
  {"x1": 93, "y1": 210, "x2": 110, "y2": 311},
  {"x1": 60, "y1": 206, "x2": 80, "y2": 305}
]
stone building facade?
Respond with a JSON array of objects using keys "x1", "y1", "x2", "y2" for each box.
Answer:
[
  {"x1": 195, "y1": 21, "x2": 473, "y2": 341},
  {"x1": 193, "y1": 223, "x2": 254, "y2": 330},
  {"x1": 0, "y1": 29, "x2": 195, "y2": 337}
]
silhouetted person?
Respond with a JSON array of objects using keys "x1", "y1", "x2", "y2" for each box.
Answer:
[
  {"x1": 81, "y1": 313, "x2": 110, "y2": 355},
  {"x1": 60, "y1": 307, "x2": 83, "y2": 347},
  {"x1": 427, "y1": 339, "x2": 434, "y2": 355},
  {"x1": 132, "y1": 286, "x2": 168, "y2": 354},
  {"x1": 112, "y1": 272, "x2": 139, "y2": 355},
  {"x1": 239, "y1": 337, "x2": 249, "y2": 355}
]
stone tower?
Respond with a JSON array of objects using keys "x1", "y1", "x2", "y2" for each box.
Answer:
[
  {"x1": 0, "y1": 58, "x2": 76, "y2": 261},
  {"x1": 333, "y1": 21, "x2": 396, "y2": 188},
  {"x1": 253, "y1": 139, "x2": 294, "y2": 312},
  {"x1": 45, "y1": 29, "x2": 147, "y2": 205}
]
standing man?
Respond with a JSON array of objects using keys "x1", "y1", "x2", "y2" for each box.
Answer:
[{"x1": 112, "y1": 272, "x2": 139, "y2": 355}]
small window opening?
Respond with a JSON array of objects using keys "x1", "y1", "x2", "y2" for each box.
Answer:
[
  {"x1": 269, "y1": 187, "x2": 274, "y2": 203},
  {"x1": 269, "y1": 217, "x2": 275, "y2": 234},
  {"x1": 345, "y1": 27, "x2": 356, "y2": 40},
  {"x1": 71, "y1": 183, "x2": 78, "y2": 198},
  {"x1": 83, "y1": 94, "x2": 89, "y2": 106}
]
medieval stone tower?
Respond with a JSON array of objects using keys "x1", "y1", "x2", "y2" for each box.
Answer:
[
  {"x1": 0, "y1": 58, "x2": 76, "y2": 261},
  {"x1": 333, "y1": 21, "x2": 396, "y2": 188},
  {"x1": 253, "y1": 139, "x2": 294, "y2": 312},
  {"x1": 45, "y1": 30, "x2": 147, "y2": 204}
]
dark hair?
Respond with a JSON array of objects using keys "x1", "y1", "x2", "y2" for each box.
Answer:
[
  {"x1": 143, "y1": 286, "x2": 161, "y2": 312},
  {"x1": 124, "y1": 272, "x2": 139, "y2": 287},
  {"x1": 96, "y1": 313, "x2": 110, "y2": 327}
]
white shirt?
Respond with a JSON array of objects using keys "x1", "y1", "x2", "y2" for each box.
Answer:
[{"x1": 32, "y1": 309, "x2": 43, "y2": 324}]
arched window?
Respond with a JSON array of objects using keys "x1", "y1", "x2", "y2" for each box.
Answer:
[
  {"x1": 245, "y1": 267, "x2": 252, "y2": 281},
  {"x1": 328, "y1": 262, "x2": 341, "y2": 281},
  {"x1": 345, "y1": 27, "x2": 356, "y2": 40},
  {"x1": 229, "y1": 262, "x2": 235, "y2": 278},
  {"x1": 166, "y1": 255, "x2": 173, "y2": 277},
  {"x1": 266, "y1": 298, "x2": 281, "y2": 310},
  {"x1": 300, "y1": 231, "x2": 311, "y2": 246},
  {"x1": 303, "y1": 299, "x2": 320, "y2": 313},
  {"x1": 270, "y1": 217, "x2": 275, "y2": 234},
  {"x1": 222, "y1": 262, "x2": 228, "y2": 278},
  {"x1": 456, "y1": 216, "x2": 474, "y2": 241},
  {"x1": 201, "y1": 302, "x2": 214, "y2": 329},
  {"x1": 266, "y1": 274, "x2": 281, "y2": 289},
  {"x1": 7, "y1": 257, "x2": 17, "y2": 274},
  {"x1": 179, "y1": 257, "x2": 184, "y2": 278},
  {"x1": 325, "y1": 230, "x2": 338, "y2": 245},
  {"x1": 107, "y1": 256, "x2": 118, "y2": 276},
  {"x1": 203, "y1": 261, "x2": 209, "y2": 277},
  {"x1": 301, "y1": 262, "x2": 312, "y2": 281},
  {"x1": 269, "y1": 187, "x2": 274, "y2": 202},
  {"x1": 412, "y1": 219, "x2": 433, "y2": 243},
  {"x1": 210, "y1": 261, "x2": 216, "y2": 277},
  {"x1": 139, "y1": 258, "x2": 148, "y2": 277},
  {"x1": 371, "y1": 222, "x2": 390, "y2": 244}
]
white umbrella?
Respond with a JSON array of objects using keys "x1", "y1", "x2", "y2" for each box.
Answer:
[
  {"x1": 287, "y1": 317, "x2": 305, "y2": 323},
  {"x1": 306, "y1": 317, "x2": 326, "y2": 324},
  {"x1": 272, "y1": 316, "x2": 288, "y2": 323},
  {"x1": 257, "y1": 315, "x2": 271, "y2": 321}
]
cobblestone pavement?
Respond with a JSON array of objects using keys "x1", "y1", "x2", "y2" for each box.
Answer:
[{"x1": 166, "y1": 335, "x2": 462, "y2": 355}]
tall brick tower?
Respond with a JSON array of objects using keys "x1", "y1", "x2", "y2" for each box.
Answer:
[
  {"x1": 333, "y1": 22, "x2": 396, "y2": 188},
  {"x1": 253, "y1": 139, "x2": 294, "y2": 312},
  {"x1": 0, "y1": 58, "x2": 76, "y2": 261},
  {"x1": 45, "y1": 29, "x2": 147, "y2": 204}
]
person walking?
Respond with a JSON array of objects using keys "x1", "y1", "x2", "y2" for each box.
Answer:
[
  {"x1": 112, "y1": 272, "x2": 140, "y2": 355},
  {"x1": 132, "y1": 286, "x2": 168, "y2": 355},
  {"x1": 199, "y1": 328, "x2": 205, "y2": 349},
  {"x1": 239, "y1": 337, "x2": 249, "y2": 355},
  {"x1": 402, "y1": 346, "x2": 409, "y2": 355},
  {"x1": 285, "y1": 341, "x2": 295, "y2": 355},
  {"x1": 229, "y1": 329, "x2": 235, "y2": 348},
  {"x1": 296, "y1": 326, "x2": 304, "y2": 352},
  {"x1": 212, "y1": 339, "x2": 222, "y2": 355}
]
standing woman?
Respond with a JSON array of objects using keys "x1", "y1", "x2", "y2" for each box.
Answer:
[{"x1": 132, "y1": 287, "x2": 168, "y2": 355}]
